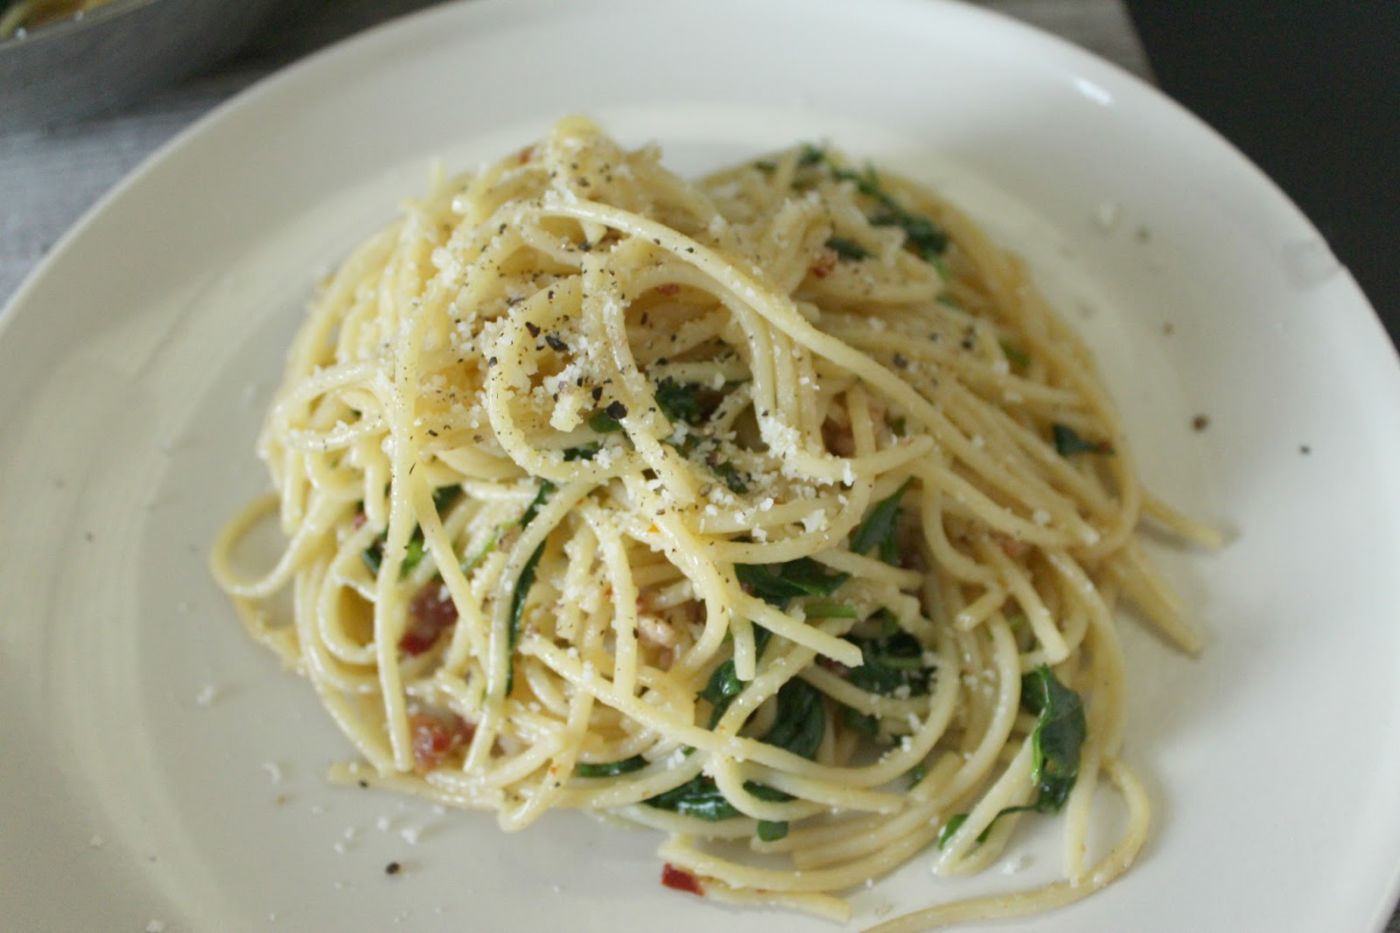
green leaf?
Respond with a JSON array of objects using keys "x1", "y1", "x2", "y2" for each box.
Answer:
[
  {"x1": 757, "y1": 820, "x2": 789, "y2": 841},
  {"x1": 361, "y1": 542, "x2": 383, "y2": 575},
  {"x1": 1020, "y1": 665, "x2": 1086, "y2": 813},
  {"x1": 845, "y1": 630, "x2": 932, "y2": 696},
  {"x1": 1052, "y1": 423, "x2": 1113, "y2": 457},
  {"x1": 401, "y1": 535, "x2": 426, "y2": 574},
  {"x1": 797, "y1": 144, "x2": 826, "y2": 167},
  {"x1": 712, "y1": 460, "x2": 749, "y2": 494},
  {"x1": 432, "y1": 485, "x2": 463, "y2": 514},
  {"x1": 967, "y1": 666, "x2": 1088, "y2": 843},
  {"x1": 700, "y1": 659, "x2": 745, "y2": 727},
  {"x1": 461, "y1": 526, "x2": 504, "y2": 573},
  {"x1": 575, "y1": 756, "x2": 647, "y2": 778},
  {"x1": 763, "y1": 680, "x2": 825, "y2": 760},
  {"x1": 521, "y1": 480, "x2": 556, "y2": 526},
  {"x1": 699, "y1": 628, "x2": 773, "y2": 726},
  {"x1": 908, "y1": 762, "x2": 927, "y2": 788},
  {"x1": 841, "y1": 705, "x2": 880, "y2": 737},
  {"x1": 562, "y1": 441, "x2": 601, "y2": 461},
  {"x1": 655, "y1": 378, "x2": 701, "y2": 425},
  {"x1": 643, "y1": 775, "x2": 739, "y2": 821},
  {"x1": 506, "y1": 479, "x2": 556, "y2": 692},
  {"x1": 850, "y1": 478, "x2": 913, "y2": 564},
  {"x1": 826, "y1": 236, "x2": 870, "y2": 261},
  {"x1": 589, "y1": 410, "x2": 623, "y2": 433},
  {"x1": 735, "y1": 558, "x2": 849, "y2": 608},
  {"x1": 937, "y1": 813, "x2": 968, "y2": 849}
]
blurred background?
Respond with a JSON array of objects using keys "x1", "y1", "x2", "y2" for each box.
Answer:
[{"x1": 0, "y1": 0, "x2": 1395, "y2": 342}]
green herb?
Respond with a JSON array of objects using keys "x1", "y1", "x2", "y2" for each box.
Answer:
[
  {"x1": 757, "y1": 819, "x2": 789, "y2": 841},
  {"x1": 589, "y1": 410, "x2": 623, "y2": 433},
  {"x1": 700, "y1": 658, "x2": 745, "y2": 727},
  {"x1": 521, "y1": 480, "x2": 556, "y2": 526},
  {"x1": 998, "y1": 339, "x2": 1031, "y2": 371},
  {"x1": 849, "y1": 478, "x2": 913, "y2": 564},
  {"x1": 735, "y1": 558, "x2": 849, "y2": 607},
  {"x1": 644, "y1": 776, "x2": 792, "y2": 821},
  {"x1": 937, "y1": 813, "x2": 969, "y2": 849},
  {"x1": 763, "y1": 680, "x2": 825, "y2": 759},
  {"x1": 753, "y1": 159, "x2": 778, "y2": 173},
  {"x1": 803, "y1": 601, "x2": 858, "y2": 619},
  {"x1": 509, "y1": 543, "x2": 544, "y2": 647},
  {"x1": 826, "y1": 236, "x2": 870, "y2": 261},
  {"x1": 1052, "y1": 424, "x2": 1113, "y2": 457},
  {"x1": 845, "y1": 630, "x2": 932, "y2": 696},
  {"x1": 644, "y1": 775, "x2": 740, "y2": 821},
  {"x1": 908, "y1": 762, "x2": 927, "y2": 788},
  {"x1": 712, "y1": 460, "x2": 749, "y2": 494},
  {"x1": 361, "y1": 529, "x2": 425, "y2": 577},
  {"x1": 401, "y1": 535, "x2": 426, "y2": 574},
  {"x1": 651, "y1": 674, "x2": 822, "y2": 820},
  {"x1": 362, "y1": 543, "x2": 383, "y2": 575},
  {"x1": 461, "y1": 526, "x2": 503, "y2": 573},
  {"x1": 699, "y1": 628, "x2": 773, "y2": 726},
  {"x1": 1018, "y1": 665, "x2": 1086, "y2": 813},
  {"x1": 797, "y1": 144, "x2": 826, "y2": 167},
  {"x1": 563, "y1": 441, "x2": 601, "y2": 461},
  {"x1": 506, "y1": 480, "x2": 556, "y2": 692},
  {"x1": 576, "y1": 756, "x2": 647, "y2": 778},
  {"x1": 841, "y1": 705, "x2": 880, "y2": 737},
  {"x1": 655, "y1": 378, "x2": 701, "y2": 425},
  {"x1": 959, "y1": 666, "x2": 1087, "y2": 844},
  {"x1": 797, "y1": 146, "x2": 949, "y2": 261}
]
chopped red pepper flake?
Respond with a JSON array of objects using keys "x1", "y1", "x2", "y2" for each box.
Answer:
[
  {"x1": 656, "y1": 283, "x2": 681, "y2": 296},
  {"x1": 401, "y1": 581, "x2": 458, "y2": 656},
  {"x1": 516, "y1": 145, "x2": 534, "y2": 164},
  {"x1": 661, "y1": 863, "x2": 704, "y2": 896},
  {"x1": 809, "y1": 249, "x2": 838, "y2": 279}
]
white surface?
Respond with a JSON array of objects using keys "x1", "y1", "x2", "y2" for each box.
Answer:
[{"x1": 1, "y1": 1, "x2": 1398, "y2": 931}]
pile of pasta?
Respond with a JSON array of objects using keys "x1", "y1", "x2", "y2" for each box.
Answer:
[{"x1": 214, "y1": 117, "x2": 1215, "y2": 929}]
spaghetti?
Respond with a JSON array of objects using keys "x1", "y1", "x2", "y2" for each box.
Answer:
[{"x1": 212, "y1": 117, "x2": 1215, "y2": 927}]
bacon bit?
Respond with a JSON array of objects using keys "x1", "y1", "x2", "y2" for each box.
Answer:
[
  {"x1": 656, "y1": 283, "x2": 681, "y2": 296},
  {"x1": 661, "y1": 863, "x2": 704, "y2": 896},
  {"x1": 809, "y1": 248, "x2": 838, "y2": 279},
  {"x1": 516, "y1": 145, "x2": 534, "y2": 164},
  {"x1": 402, "y1": 582, "x2": 458, "y2": 656},
  {"x1": 409, "y1": 711, "x2": 475, "y2": 772},
  {"x1": 352, "y1": 511, "x2": 368, "y2": 529}
]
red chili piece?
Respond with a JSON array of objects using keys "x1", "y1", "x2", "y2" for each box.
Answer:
[
  {"x1": 401, "y1": 582, "x2": 458, "y2": 656},
  {"x1": 660, "y1": 863, "x2": 704, "y2": 896}
]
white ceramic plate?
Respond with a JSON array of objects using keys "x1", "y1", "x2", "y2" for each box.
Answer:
[{"x1": 2, "y1": 1, "x2": 1398, "y2": 930}]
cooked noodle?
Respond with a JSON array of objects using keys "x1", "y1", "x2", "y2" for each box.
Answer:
[{"x1": 213, "y1": 117, "x2": 1214, "y2": 927}]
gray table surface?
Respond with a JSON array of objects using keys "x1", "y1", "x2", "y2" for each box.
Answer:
[{"x1": 1, "y1": 1, "x2": 1395, "y2": 929}]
